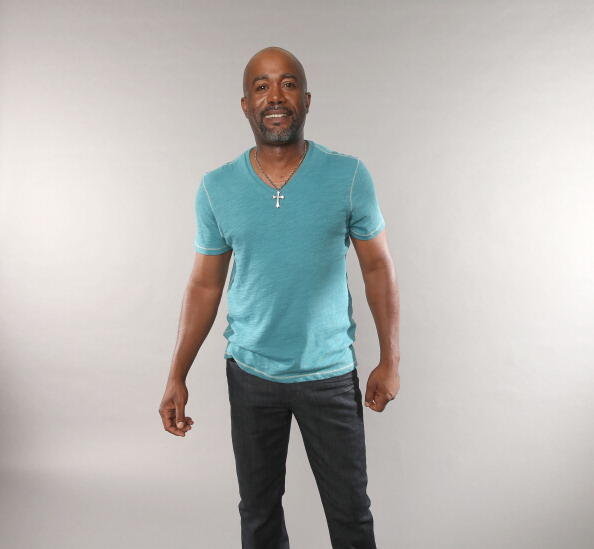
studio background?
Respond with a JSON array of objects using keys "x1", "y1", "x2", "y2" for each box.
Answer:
[{"x1": 1, "y1": 1, "x2": 592, "y2": 548}]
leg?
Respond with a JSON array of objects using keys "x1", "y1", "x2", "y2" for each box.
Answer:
[
  {"x1": 292, "y1": 368, "x2": 376, "y2": 549},
  {"x1": 226, "y1": 358, "x2": 292, "y2": 549}
]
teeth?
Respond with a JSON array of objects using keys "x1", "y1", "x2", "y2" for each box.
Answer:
[{"x1": 265, "y1": 113, "x2": 287, "y2": 118}]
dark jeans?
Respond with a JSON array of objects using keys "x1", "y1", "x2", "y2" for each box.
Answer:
[{"x1": 226, "y1": 357, "x2": 377, "y2": 549}]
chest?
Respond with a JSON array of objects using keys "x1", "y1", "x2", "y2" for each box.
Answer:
[{"x1": 217, "y1": 176, "x2": 351, "y2": 253}]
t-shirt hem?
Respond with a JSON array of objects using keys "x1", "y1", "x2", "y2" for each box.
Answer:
[
  {"x1": 195, "y1": 242, "x2": 232, "y2": 254},
  {"x1": 349, "y1": 219, "x2": 385, "y2": 240},
  {"x1": 224, "y1": 344, "x2": 358, "y2": 384}
]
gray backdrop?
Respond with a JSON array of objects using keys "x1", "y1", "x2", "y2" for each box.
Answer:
[{"x1": 1, "y1": 1, "x2": 592, "y2": 548}]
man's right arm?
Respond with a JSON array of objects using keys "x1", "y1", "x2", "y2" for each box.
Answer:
[
  {"x1": 159, "y1": 249, "x2": 232, "y2": 437},
  {"x1": 168, "y1": 249, "x2": 233, "y2": 382}
]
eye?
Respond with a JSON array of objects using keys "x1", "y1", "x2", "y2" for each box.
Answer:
[{"x1": 255, "y1": 82, "x2": 296, "y2": 91}]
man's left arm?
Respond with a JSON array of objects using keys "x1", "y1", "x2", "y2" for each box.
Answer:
[{"x1": 351, "y1": 229, "x2": 400, "y2": 412}]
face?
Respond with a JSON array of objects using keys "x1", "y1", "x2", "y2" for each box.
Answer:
[{"x1": 241, "y1": 51, "x2": 311, "y2": 145}]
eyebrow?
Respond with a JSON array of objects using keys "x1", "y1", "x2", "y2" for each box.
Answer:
[{"x1": 251, "y1": 73, "x2": 298, "y2": 86}]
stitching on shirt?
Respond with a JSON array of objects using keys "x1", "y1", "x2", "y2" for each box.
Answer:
[
  {"x1": 231, "y1": 356, "x2": 355, "y2": 380},
  {"x1": 315, "y1": 144, "x2": 360, "y2": 233},
  {"x1": 349, "y1": 158, "x2": 360, "y2": 219},
  {"x1": 350, "y1": 219, "x2": 384, "y2": 237},
  {"x1": 201, "y1": 175, "x2": 230, "y2": 245},
  {"x1": 195, "y1": 243, "x2": 231, "y2": 250}
]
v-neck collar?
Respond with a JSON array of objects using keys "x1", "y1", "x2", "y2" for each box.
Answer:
[{"x1": 244, "y1": 140, "x2": 315, "y2": 197}]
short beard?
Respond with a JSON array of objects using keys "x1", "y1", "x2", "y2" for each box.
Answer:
[{"x1": 257, "y1": 116, "x2": 301, "y2": 144}]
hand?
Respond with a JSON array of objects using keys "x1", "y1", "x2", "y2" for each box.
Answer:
[
  {"x1": 159, "y1": 379, "x2": 194, "y2": 437},
  {"x1": 364, "y1": 363, "x2": 400, "y2": 412}
]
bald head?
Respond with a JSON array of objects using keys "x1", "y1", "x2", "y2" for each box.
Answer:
[{"x1": 242, "y1": 46, "x2": 308, "y2": 97}]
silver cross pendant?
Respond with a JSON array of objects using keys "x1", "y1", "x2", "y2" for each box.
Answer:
[{"x1": 272, "y1": 189, "x2": 285, "y2": 208}]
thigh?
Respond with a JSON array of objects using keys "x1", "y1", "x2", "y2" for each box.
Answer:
[
  {"x1": 291, "y1": 369, "x2": 370, "y2": 509},
  {"x1": 226, "y1": 359, "x2": 293, "y2": 501}
]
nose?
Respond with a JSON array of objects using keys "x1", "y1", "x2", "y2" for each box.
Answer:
[{"x1": 267, "y1": 81, "x2": 286, "y2": 103}]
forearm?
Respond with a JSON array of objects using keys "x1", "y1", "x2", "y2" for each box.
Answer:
[
  {"x1": 362, "y1": 263, "x2": 400, "y2": 369},
  {"x1": 167, "y1": 283, "x2": 224, "y2": 382}
]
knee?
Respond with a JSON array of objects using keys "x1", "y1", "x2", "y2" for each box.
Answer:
[{"x1": 327, "y1": 493, "x2": 373, "y2": 524}]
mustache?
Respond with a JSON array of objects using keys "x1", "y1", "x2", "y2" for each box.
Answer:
[{"x1": 262, "y1": 108, "x2": 291, "y2": 116}]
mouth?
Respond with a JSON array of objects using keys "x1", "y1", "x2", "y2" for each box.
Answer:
[{"x1": 263, "y1": 110, "x2": 291, "y2": 121}]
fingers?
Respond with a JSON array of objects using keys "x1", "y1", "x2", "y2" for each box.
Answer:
[
  {"x1": 364, "y1": 369, "x2": 399, "y2": 413},
  {"x1": 159, "y1": 407, "x2": 194, "y2": 437},
  {"x1": 159, "y1": 408, "x2": 184, "y2": 436},
  {"x1": 368, "y1": 394, "x2": 390, "y2": 412},
  {"x1": 364, "y1": 387, "x2": 394, "y2": 413}
]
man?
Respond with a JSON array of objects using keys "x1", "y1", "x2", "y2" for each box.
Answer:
[{"x1": 159, "y1": 46, "x2": 400, "y2": 549}]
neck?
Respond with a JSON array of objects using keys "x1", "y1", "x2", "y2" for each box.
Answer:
[{"x1": 253, "y1": 138, "x2": 308, "y2": 169}]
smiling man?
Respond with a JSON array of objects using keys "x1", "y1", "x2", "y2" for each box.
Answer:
[{"x1": 159, "y1": 46, "x2": 400, "y2": 549}]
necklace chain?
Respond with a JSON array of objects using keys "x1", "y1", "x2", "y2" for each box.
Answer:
[{"x1": 254, "y1": 141, "x2": 308, "y2": 191}]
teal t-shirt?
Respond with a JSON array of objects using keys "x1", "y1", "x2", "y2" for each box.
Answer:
[{"x1": 194, "y1": 139, "x2": 385, "y2": 383}]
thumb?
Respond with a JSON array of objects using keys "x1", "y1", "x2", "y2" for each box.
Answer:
[{"x1": 175, "y1": 401, "x2": 186, "y2": 429}]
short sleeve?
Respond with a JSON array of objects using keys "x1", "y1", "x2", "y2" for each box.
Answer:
[
  {"x1": 194, "y1": 175, "x2": 232, "y2": 255},
  {"x1": 348, "y1": 159, "x2": 386, "y2": 240}
]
